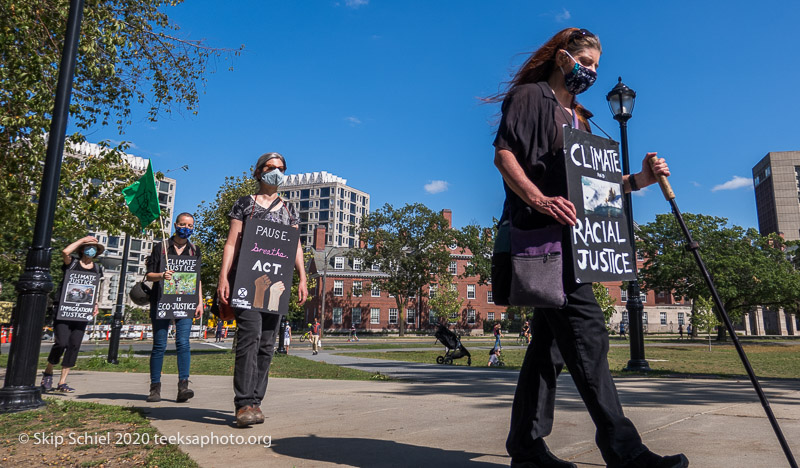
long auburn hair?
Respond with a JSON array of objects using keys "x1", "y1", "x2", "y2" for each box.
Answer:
[{"x1": 486, "y1": 28, "x2": 602, "y2": 127}]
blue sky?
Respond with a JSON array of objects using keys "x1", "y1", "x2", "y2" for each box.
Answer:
[{"x1": 88, "y1": 0, "x2": 800, "y2": 231}]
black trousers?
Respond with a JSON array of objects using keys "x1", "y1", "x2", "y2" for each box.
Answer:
[
  {"x1": 232, "y1": 309, "x2": 281, "y2": 409},
  {"x1": 506, "y1": 282, "x2": 646, "y2": 466},
  {"x1": 47, "y1": 320, "x2": 88, "y2": 368}
]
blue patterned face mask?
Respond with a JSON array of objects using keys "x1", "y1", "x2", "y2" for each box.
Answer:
[
  {"x1": 83, "y1": 247, "x2": 97, "y2": 258},
  {"x1": 175, "y1": 227, "x2": 193, "y2": 239},
  {"x1": 561, "y1": 50, "x2": 597, "y2": 95},
  {"x1": 260, "y1": 168, "x2": 287, "y2": 187}
]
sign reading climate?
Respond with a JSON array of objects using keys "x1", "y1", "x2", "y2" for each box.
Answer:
[
  {"x1": 56, "y1": 270, "x2": 100, "y2": 321},
  {"x1": 563, "y1": 126, "x2": 636, "y2": 283},
  {"x1": 231, "y1": 219, "x2": 299, "y2": 315},
  {"x1": 157, "y1": 256, "x2": 200, "y2": 320}
]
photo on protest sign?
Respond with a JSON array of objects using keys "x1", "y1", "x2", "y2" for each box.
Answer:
[
  {"x1": 157, "y1": 255, "x2": 200, "y2": 320},
  {"x1": 56, "y1": 270, "x2": 100, "y2": 321},
  {"x1": 564, "y1": 126, "x2": 636, "y2": 283},
  {"x1": 231, "y1": 218, "x2": 299, "y2": 315}
]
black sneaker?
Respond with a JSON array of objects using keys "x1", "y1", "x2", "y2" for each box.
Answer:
[
  {"x1": 613, "y1": 450, "x2": 689, "y2": 468},
  {"x1": 511, "y1": 449, "x2": 577, "y2": 468}
]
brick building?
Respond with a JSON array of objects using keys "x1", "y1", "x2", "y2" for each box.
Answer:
[{"x1": 304, "y1": 209, "x2": 506, "y2": 334}]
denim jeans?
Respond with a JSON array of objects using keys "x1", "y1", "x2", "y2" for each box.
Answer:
[
  {"x1": 150, "y1": 317, "x2": 192, "y2": 383},
  {"x1": 506, "y1": 282, "x2": 646, "y2": 467}
]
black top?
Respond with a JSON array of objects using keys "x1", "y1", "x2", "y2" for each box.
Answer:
[
  {"x1": 493, "y1": 81, "x2": 590, "y2": 230},
  {"x1": 228, "y1": 195, "x2": 299, "y2": 227},
  {"x1": 146, "y1": 237, "x2": 201, "y2": 311}
]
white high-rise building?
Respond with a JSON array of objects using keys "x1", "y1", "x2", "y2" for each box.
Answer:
[{"x1": 280, "y1": 171, "x2": 370, "y2": 248}]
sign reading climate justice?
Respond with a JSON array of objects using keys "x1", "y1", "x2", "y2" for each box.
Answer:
[
  {"x1": 563, "y1": 126, "x2": 637, "y2": 283},
  {"x1": 157, "y1": 256, "x2": 200, "y2": 320},
  {"x1": 56, "y1": 270, "x2": 100, "y2": 321},
  {"x1": 231, "y1": 219, "x2": 299, "y2": 315}
]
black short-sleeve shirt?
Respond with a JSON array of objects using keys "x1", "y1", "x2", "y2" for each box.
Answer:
[
  {"x1": 493, "y1": 81, "x2": 590, "y2": 230},
  {"x1": 228, "y1": 195, "x2": 299, "y2": 227}
]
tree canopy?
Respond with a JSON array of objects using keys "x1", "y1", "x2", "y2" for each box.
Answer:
[
  {"x1": 352, "y1": 203, "x2": 455, "y2": 336},
  {"x1": 0, "y1": 0, "x2": 238, "y2": 299},
  {"x1": 637, "y1": 213, "x2": 800, "y2": 338}
]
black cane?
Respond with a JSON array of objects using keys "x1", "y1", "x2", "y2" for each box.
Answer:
[{"x1": 648, "y1": 157, "x2": 797, "y2": 468}]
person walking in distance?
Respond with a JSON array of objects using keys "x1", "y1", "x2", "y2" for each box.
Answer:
[
  {"x1": 284, "y1": 322, "x2": 292, "y2": 354},
  {"x1": 490, "y1": 27, "x2": 687, "y2": 468},
  {"x1": 311, "y1": 317, "x2": 321, "y2": 355},
  {"x1": 493, "y1": 322, "x2": 503, "y2": 350}
]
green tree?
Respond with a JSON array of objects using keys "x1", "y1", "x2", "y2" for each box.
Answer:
[
  {"x1": 1, "y1": 0, "x2": 239, "y2": 298},
  {"x1": 693, "y1": 296, "x2": 720, "y2": 351},
  {"x1": 453, "y1": 220, "x2": 497, "y2": 284},
  {"x1": 637, "y1": 213, "x2": 800, "y2": 340},
  {"x1": 428, "y1": 274, "x2": 463, "y2": 325},
  {"x1": 352, "y1": 203, "x2": 455, "y2": 336},
  {"x1": 592, "y1": 283, "x2": 617, "y2": 329}
]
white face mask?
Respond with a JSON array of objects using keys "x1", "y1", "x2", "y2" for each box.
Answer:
[{"x1": 260, "y1": 169, "x2": 286, "y2": 187}]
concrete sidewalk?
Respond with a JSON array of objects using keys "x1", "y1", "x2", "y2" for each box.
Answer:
[{"x1": 44, "y1": 347, "x2": 800, "y2": 468}]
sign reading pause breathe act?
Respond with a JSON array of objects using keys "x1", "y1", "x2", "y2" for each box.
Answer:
[
  {"x1": 56, "y1": 270, "x2": 100, "y2": 321},
  {"x1": 563, "y1": 126, "x2": 637, "y2": 283},
  {"x1": 231, "y1": 218, "x2": 299, "y2": 315},
  {"x1": 157, "y1": 255, "x2": 200, "y2": 320}
]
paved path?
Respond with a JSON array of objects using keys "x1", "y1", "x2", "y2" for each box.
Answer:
[{"x1": 29, "y1": 343, "x2": 799, "y2": 468}]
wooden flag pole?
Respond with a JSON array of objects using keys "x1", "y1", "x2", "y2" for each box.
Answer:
[{"x1": 159, "y1": 215, "x2": 169, "y2": 265}]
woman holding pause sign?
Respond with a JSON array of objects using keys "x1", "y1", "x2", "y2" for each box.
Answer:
[
  {"x1": 217, "y1": 152, "x2": 308, "y2": 428},
  {"x1": 490, "y1": 28, "x2": 684, "y2": 468}
]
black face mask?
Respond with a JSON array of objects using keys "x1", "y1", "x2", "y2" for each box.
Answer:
[{"x1": 561, "y1": 50, "x2": 597, "y2": 95}]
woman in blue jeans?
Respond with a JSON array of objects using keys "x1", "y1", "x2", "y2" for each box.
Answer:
[{"x1": 145, "y1": 212, "x2": 204, "y2": 403}]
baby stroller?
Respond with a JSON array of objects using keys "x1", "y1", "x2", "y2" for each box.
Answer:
[{"x1": 434, "y1": 324, "x2": 471, "y2": 366}]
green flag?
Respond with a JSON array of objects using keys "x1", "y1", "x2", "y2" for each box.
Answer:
[{"x1": 123, "y1": 160, "x2": 161, "y2": 230}]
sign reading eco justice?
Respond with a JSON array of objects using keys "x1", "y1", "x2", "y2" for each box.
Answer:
[
  {"x1": 158, "y1": 256, "x2": 201, "y2": 320},
  {"x1": 56, "y1": 270, "x2": 100, "y2": 321},
  {"x1": 231, "y1": 219, "x2": 299, "y2": 315},
  {"x1": 564, "y1": 126, "x2": 637, "y2": 283}
]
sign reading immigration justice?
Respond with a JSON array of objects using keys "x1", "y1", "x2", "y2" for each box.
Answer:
[
  {"x1": 157, "y1": 256, "x2": 200, "y2": 320},
  {"x1": 563, "y1": 126, "x2": 636, "y2": 283},
  {"x1": 231, "y1": 219, "x2": 299, "y2": 315},
  {"x1": 56, "y1": 270, "x2": 100, "y2": 321}
]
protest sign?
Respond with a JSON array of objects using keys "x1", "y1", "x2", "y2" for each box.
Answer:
[
  {"x1": 231, "y1": 219, "x2": 299, "y2": 315},
  {"x1": 564, "y1": 126, "x2": 637, "y2": 283},
  {"x1": 56, "y1": 270, "x2": 100, "y2": 321},
  {"x1": 157, "y1": 255, "x2": 200, "y2": 320}
]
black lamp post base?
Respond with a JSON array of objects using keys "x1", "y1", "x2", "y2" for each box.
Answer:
[
  {"x1": 623, "y1": 359, "x2": 651, "y2": 372},
  {"x1": 0, "y1": 386, "x2": 45, "y2": 413}
]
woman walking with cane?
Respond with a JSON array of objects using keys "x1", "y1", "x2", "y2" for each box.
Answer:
[{"x1": 490, "y1": 27, "x2": 687, "y2": 468}]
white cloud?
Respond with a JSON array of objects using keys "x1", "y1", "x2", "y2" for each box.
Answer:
[
  {"x1": 424, "y1": 180, "x2": 449, "y2": 194},
  {"x1": 691, "y1": 181, "x2": 702, "y2": 187},
  {"x1": 345, "y1": 116, "x2": 362, "y2": 126},
  {"x1": 555, "y1": 8, "x2": 571, "y2": 22},
  {"x1": 711, "y1": 176, "x2": 752, "y2": 192},
  {"x1": 345, "y1": 0, "x2": 368, "y2": 8},
  {"x1": 632, "y1": 186, "x2": 650, "y2": 197}
]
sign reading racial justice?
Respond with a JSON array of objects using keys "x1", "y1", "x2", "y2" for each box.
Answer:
[
  {"x1": 563, "y1": 127, "x2": 636, "y2": 283},
  {"x1": 158, "y1": 256, "x2": 200, "y2": 320},
  {"x1": 231, "y1": 219, "x2": 299, "y2": 314},
  {"x1": 56, "y1": 270, "x2": 100, "y2": 321}
]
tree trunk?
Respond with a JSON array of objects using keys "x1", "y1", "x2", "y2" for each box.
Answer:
[
  {"x1": 397, "y1": 298, "x2": 405, "y2": 337},
  {"x1": 715, "y1": 306, "x2": 727, "y2": 342}
]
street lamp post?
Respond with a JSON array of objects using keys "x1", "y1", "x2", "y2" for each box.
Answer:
[
  {"x1": 606, "y1": 77, "x2": 650, "y2": 372},
  {"x1": 0, "y1": 0, "x2": 87, "y2": 412}
]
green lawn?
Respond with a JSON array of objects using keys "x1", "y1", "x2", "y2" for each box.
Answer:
[
  {"x1": 0, "y1": 399, "x2": 196, "y2": 467},
  {"x1": 335, "y1": 343, "x2": 800, "y2": 379},
  {"x1": 0, "y1": 348, "x2": 391, "y2": 381}
]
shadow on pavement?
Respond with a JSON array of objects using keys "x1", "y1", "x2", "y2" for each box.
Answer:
[
  {"x1": 76, "y1": 392, "x2": 234, "y2": 426},
  {"x1": 271, "y1": 434, "x2": 506, "y2": 468}
]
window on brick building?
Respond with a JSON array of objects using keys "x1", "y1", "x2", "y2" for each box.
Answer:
[
  {"x1": 370, "y1": 308, "x2": 380, "y2": 324},
  {"x1": 467, "y1": 309, "x2": 476, "y2": 324},
  {"x1": 334, "y1": 257, "x2": 344, "y2": 270},
  {"x1": 487, "y1": 291, "x2": 493, "y2": 303},
  {"x1": 333, "y1": 307, "x2": 343, "y2": 324},
  {"x1": 488, "y1": 312, "x2": 495, "y2": 321},
  {"x1": 407, "y1": 309, "x2": 415, "y2": 324},
  {"x1": 467, "y1": 285, "x2": 475, "y2": 300},
  {"x1": 333, "y1": 280, "x2": 343, "y2": 296},
  {"x1": 352, "y1": 307, "x2": 361, "y2": 324},
  {"x1": 449, "y1": 261, "x2": 457, "y2": 275},
  {"x1": 389, "y1": 308, "x2": 398, "y2": 324},
  {"x1": 660, "y1": 312, "x2": 667, "y2": 325},
  {"x1": 352, "y1": 281, "x2": 362, "y2": 297},
  {"x1": 371, "y1": 283, "x2": 380, "y2": 297}
]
